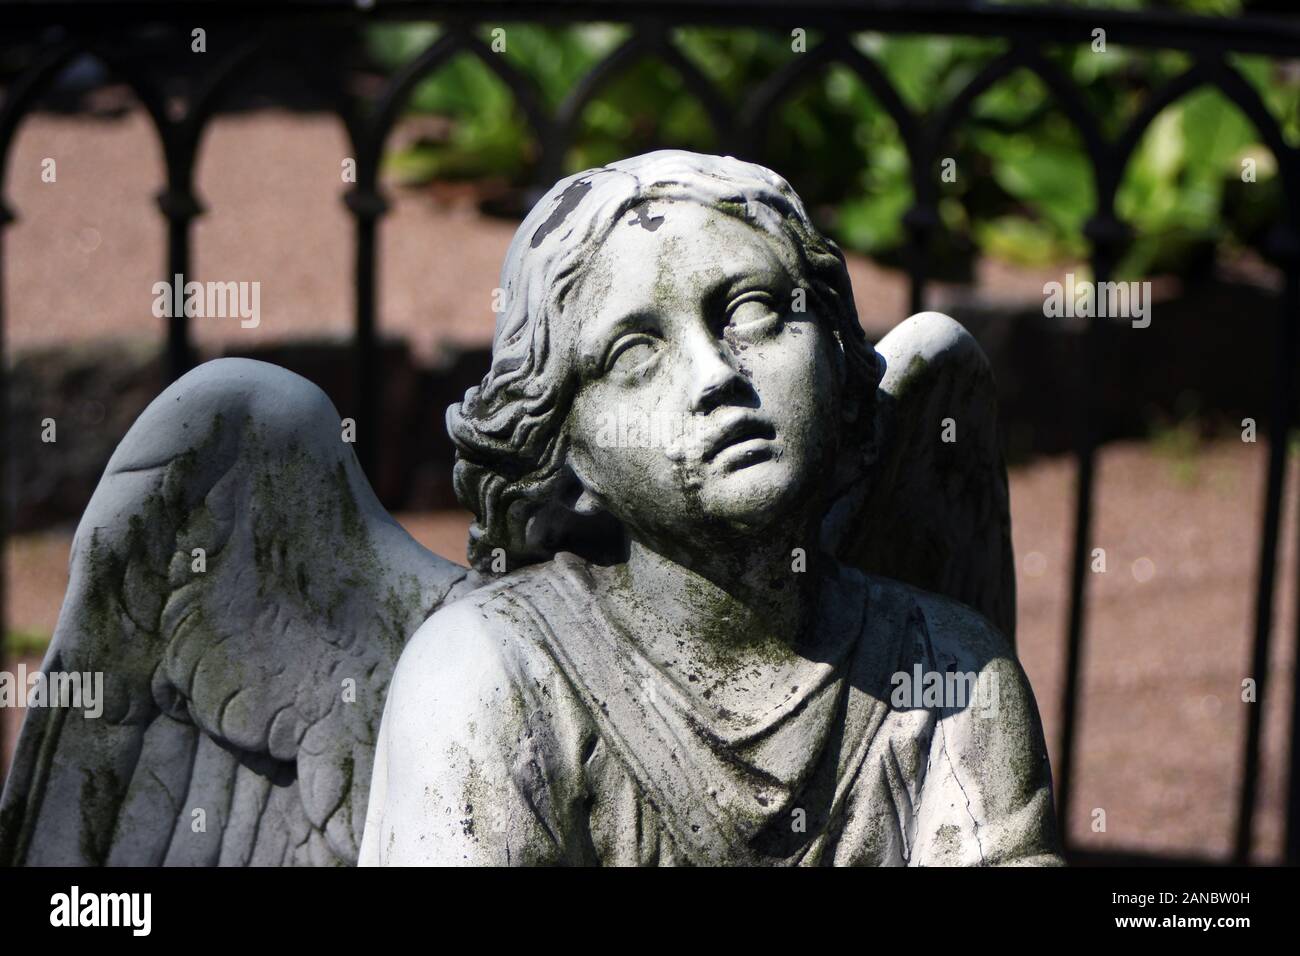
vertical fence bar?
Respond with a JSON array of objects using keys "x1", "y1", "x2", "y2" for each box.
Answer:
[
  {"x1": 156, "y1": 187, "x2": 200, "y2": 382},
  {"x1": 1055, "y1": 444, "x2": 1095, "y2": 845},
  {"x1": 903, "y1": 204, "x2": 936, "y2": 316},
  {"x1": 342, "y1": 24, "x2": 461, "y2": 483},
  {"x1": 1238, "y1": 233, "x2": 1299, "y2": 862},
  {"x1": 345, "y1": 190, "x2": 387, "y2": 479},
  {"x1": 1055, "y1": 214, "x2": 1127, "y2": 846},
  {"x1": 903, "y1": 120, "x2": 940, "y2": 318}
]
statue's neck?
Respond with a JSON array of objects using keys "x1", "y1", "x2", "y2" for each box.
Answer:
[{"x1": 618, "y1": 533, "x2": 822, "y2": 651}]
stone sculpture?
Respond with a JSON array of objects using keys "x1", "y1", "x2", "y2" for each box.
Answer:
[{"x1": 1, "y1": 150, "x2": 1060, "y2": 866}]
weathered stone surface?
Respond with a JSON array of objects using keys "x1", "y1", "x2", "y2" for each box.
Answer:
[{"x1": 360, "y1": 151, "x2": 1061, "y2": 866}]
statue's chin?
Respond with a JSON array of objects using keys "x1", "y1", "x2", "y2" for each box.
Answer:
[{"x1": 691, "y1": 456, "x2": 816, "y2": 535}]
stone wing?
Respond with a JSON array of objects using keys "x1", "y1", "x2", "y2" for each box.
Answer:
[
  {"x1": 0, "y1": 359, "x2": 473, "y2": 865},
  {"x1": 832, "y1": 311, "x2": 1017, "y2": 643}
]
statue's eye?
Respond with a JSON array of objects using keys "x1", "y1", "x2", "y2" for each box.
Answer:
[
  {"x1": 604, "y1": 333, "x2": 660, "y2": 376},
  {"x1": 726, "y1": 291, "x2": 781, "y2": 335}
]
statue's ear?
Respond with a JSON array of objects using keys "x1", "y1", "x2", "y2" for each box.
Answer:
[
  {"x1": 573, "y1": 487, "x2": 604, "y2": 516},
  {"x1": 531, "y1": 464, "x2": 625, "y2": 564},
  {"x1": 558, "y1": 462, "x2": 605, "y2": 516}
]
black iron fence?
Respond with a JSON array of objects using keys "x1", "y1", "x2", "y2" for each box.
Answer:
[{"x1": 1, "y1": 0, "x2": 1298, "y2": 865}]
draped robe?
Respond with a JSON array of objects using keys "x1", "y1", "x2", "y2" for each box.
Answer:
[{"x1": 359, "y1": 552, "x2": 1062, "y2": 866}]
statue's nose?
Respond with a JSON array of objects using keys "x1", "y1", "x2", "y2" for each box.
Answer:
[{"x1": 686, "y1": 333, "x2": 748, "y2": 414}]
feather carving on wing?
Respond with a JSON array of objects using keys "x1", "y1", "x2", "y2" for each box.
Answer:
[{"x1": 0, "y1": 359, "x2": 472, "y2": 865}]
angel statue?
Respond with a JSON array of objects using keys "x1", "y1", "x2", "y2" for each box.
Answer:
[{"x1": 0, "y1": 150, "x2": 1061, "y2": 867}]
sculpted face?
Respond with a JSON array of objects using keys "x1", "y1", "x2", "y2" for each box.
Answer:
[{"x1": 563, "y1": 199, "x2": 845, "y2": 549}]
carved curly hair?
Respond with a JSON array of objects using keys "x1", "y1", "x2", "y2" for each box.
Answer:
[{"x1": 447, "y1": 150, "x2": 883, "y2": 573}]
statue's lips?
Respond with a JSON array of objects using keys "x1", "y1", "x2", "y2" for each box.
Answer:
[{"x1": 699, "y1": 414, "x2": 777, "y2": 466}]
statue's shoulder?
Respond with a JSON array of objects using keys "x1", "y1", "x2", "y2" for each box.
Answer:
[
  {"x1": 858, "y1": 569, "x2": 1015, "y2": 673},
  {"x1": 861, "y1": 571, "x2": 1050, "y2": 770},
  {"x1": 390, "y1": 558, "x2": 576, "y2": 706},
  {"x1": 446, "y1": 555, "x2": 586, "y2": 636}
]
